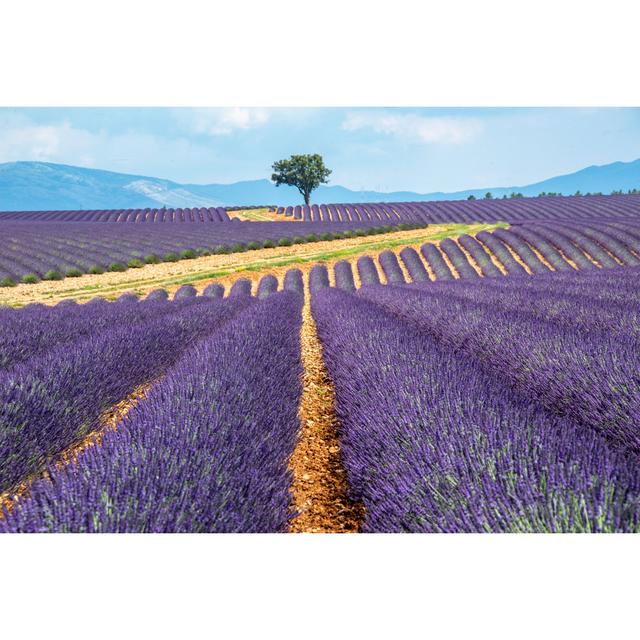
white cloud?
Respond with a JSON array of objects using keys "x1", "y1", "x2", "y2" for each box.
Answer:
[
  {"x1": 176, "y1": 107, "x2": 271, "y2": 136},
  {"x1": 341, "y1": 111, "x2": 482, "y2": 144},
  {"x1": 0, "y1": 112, "x2": 230, "y2": 181},
  {"x1": 0, "y1": 114, "x2": 99, "y2": 164}
]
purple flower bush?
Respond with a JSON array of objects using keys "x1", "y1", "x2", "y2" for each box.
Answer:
[{"x1": 1, "y1": 292, "x2": 303, "y2": 532}]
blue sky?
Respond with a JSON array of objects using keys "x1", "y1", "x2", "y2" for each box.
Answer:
[{"x1": 1, "y1": 107, "x2": 639, "y2": 193}]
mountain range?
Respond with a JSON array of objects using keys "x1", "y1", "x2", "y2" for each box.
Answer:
[{"x1": 1, "y1": 158, "x2": 640, "y2": 211}]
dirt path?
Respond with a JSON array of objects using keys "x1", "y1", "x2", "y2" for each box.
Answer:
[
  {"x1": 1, "y1": 223, "x2": 501, "y2": 306},
  {"x1": 289, "y1": 291, "x2": 364, "y2": 533}
]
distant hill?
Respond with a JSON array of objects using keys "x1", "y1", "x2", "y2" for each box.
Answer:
[
  {"x1": 453, "y1": 159, "x2": 640, "y2": 200},
  {"x1": 1, "y1": 159, "x2": 639, "y2": 210}
]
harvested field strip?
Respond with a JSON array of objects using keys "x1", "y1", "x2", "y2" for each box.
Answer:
[
  {"x1": 228, "y1": 208, "x2": 290, "y2": 222},
  {"x1": 0, "y1": 381, "x2": 154, "y2": 518},
  {"x1": 289, "y1": 289, "x2": 364, "y2": 533},
  {"x1": 1, "y1": 223, "x2": 502, "y2": 306}
]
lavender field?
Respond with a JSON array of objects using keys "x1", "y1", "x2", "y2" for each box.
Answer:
[
  {"x1": 276, "y1": 193, "x2": 640, "y2": 222},
  {"x1": 312, "y1": 275, "x2": 640, "y2": 532},
  {"x1": 1, "y1": 260, "x2": 639, "y2": 531},
  {"x1": 1, "y1": 195, "x2": 640, "y2": 533},
  {"x1": 0, "y1": 218, "x2": 413, "y2": 285},
  {"x1": 3, "y1": 193, "x2": 640, "y2": 286},
  {"x1": 0, "y1": 207, "x2": 233, "y2": 223},
  {"x1": 1, "y1": 292, "x2": 303, "y2": 532}
]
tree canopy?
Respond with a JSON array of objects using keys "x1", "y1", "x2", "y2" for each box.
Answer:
[{"x1": 271, "y1": 154, "x2": 331, "y2": 205}]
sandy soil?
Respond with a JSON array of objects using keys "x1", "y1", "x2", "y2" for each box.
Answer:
[{"x1": 289, "y1": 293, "x2": 364, "y2": 533}]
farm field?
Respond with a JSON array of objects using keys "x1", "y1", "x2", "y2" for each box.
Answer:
[
  {"x1": 0, "y1": 222, "x2": 497, "y2": 305},
  {"x1": 275, "y1": 193, "x2": 640, "y2": 222},
  {"x1": 3, "y1": 217, "x2": 640, "y2": 306},
  {"x1": 3, "y1": 193, "x2": 639, "y2": 289},
  {"x1": 2, "y1": 195, "x2": 640, "y2": 532},
  {"x1": 0, "y1": 217, "x2": 413, "y2": 286}
]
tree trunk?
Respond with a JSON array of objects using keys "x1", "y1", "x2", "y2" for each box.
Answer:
[{"x1": 304, "y1": 192, "x2": 311, "y2": 206}]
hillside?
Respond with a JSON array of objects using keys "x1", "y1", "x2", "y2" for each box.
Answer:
[{"x1": 1, "y1": 158, "x2": 639, "y2": 210}]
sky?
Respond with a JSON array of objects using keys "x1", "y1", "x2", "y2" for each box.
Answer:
[{"x1": 1, "y1": 107, "x2": 639, "y2": 193}]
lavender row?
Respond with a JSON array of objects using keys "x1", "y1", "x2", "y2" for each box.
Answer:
[
  {"x1": 275, "y1": 193, "x2": 640, "y2": 223},
  {"x1": 0, "y1": 207, "x2": 231, "y2": 223},
  {"x1": 420, "y1": 243, "x2": 454, "y2": 280},
  {"x1": 457, "y1": 235, "x2": 503, "y2": 277},
  {"x1": 548, "y1": 225, "x2": 620, "y2": 268},
  {"x1": 554, "y1": 223, "x2": 640, "y2": 267},
  {"x1": 419, "y1": 222, "x2": 640, "y2": 280},
  {"x1": 475, "y1": 231, "x2": 528, "y2": 275},
  {"x1": 321, "y1": 223, "x2": 627, "y2": 292},
  {"x1": 0, "y1": 298, "x2": 182, "y2": 371},
  {"x1": 312, "y1": 287, "x2": 640, "y2": 532},
  {"x1": 5, "y1": 193, "x2": 640, "y2": 227},
  {"x1": 1, "y1": 292, "x2": 303, "y2": 532},
  {"x1": 399, "y1": 247, "x2": 430, "y2": 282},
  {"x1": 378, "y1": 251, "x2": 406, "y2": 284},
  {"x1": 491, "y1": 228, "x2": 551, "y2": 274},
  {"x1": 583, "y1": 223, "x2": 640, "y2": 259},
  {"x1": 521, "y1": 224, "x2": 597, "y2": 270},
  {"x1": 0, "y1": 220, "x2": 417, "y2": 284},
  {"x1": 439, "y1": 238, "x2": 480, "y2": 278},
  {"x1": 356, "y1": 256, "x2": 381, "y2": 286},
  {"x1": 506, "y1": 226, "x2": 576, "y2": 272},
  {"x1": 445, "y1": 266, "x2": 640, "y2": 311},
  {"x1": 358, "y1": 281, "x2": 640, "y2": 455},
  {"x1": 334, "y1": 260, "x2": 357, "y2": 291},
  {"x1": 276, "y1": 202, "x2": 404, "y2": 222},
  {"x1": 0, "y1": 297, "x2": 252, "y2": 493},
  {"x1": 409, "y1": 270, "x2": 640, "y2": 340}
]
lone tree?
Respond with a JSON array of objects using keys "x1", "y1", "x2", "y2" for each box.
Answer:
[{"x1": 271, "y1": 154, "x2": 331, "y2": 205}]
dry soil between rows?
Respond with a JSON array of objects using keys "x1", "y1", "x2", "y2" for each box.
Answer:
[{"x1": 289, "y1": 293, "x2": 364, "y2": 533}]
